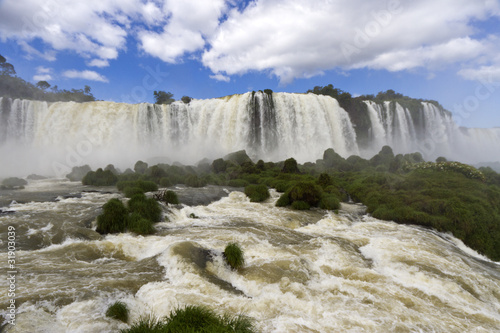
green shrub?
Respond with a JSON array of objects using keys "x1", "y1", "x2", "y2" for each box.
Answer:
[
  {"x1": 134, "y1": 160, "x2": 148, "y2": 174},
  {"x1": 106, "y1": 301, "x2": 129, "y2": 323},
  {"x1": 124, "y1": 186, "x2": 144, "y2": 198},
  {"x1": 185, "y1": 174, "x2": 206, "y2": 187},
  {"x1": 82, "y1": 168, "x2": 118, "y2": 186},
  {"x1": 159, "y1": 177, "x2": 173, "y2": 187},
  {"x1": 282, "y1": 158, "x2": 300, "y2": 173},
  {"x1": 272, "y1": 180, "x2": 293, "y2": 193},
  {"x1": 96, "y1": 199, "x2": 128, "y2": 234},
  {"x1": 154, "y1": 190, "x2": 179, "y2": 204},
  {"x1": 319, "y1": 194, "x2": 340, "y2": 210},
  {"x1": 128, "y1": 194, "x2": 162, "y2": 222},
  {"x1": 228, "y1": 179, "x2": 249, "y2": 187},
  {"x1": 317, "y1": 173, "x2": 333, "y2": 188},
  {"x1": 1, "y1": 177, "x2": 27, "y2": 189},
  {"x1": 276, "y1": 192, "x2": 291, "y2": 207},
  {"x1": 212, "y1": 158, "x2": 228, "y2": 173},
  {"x1": 224, "y1": 243, "x2": 244, "y2": 270},
  {"x1": 244, "y1": 184, "x2": 270, "y2": 202},
  {"x1": 134, "y1": 194, "x2": 162, "y2": 220},
  {"x1": 117, "y1": 180, "x2": 159, "y2": 193},
  {"x1": 66, "y1": 165, "x2": 92, "y2": 181},
  {"x1": 291, "y1": 200, "x2": 310, "y2": 210},
  {"x1": 288, "y1": 182, "x2": 323, "y2": 206},
  {"x1": 127, "y1": 212, "x2": 155, "y2": 235}
]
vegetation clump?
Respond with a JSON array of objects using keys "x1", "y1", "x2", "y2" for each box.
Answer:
[
  {"x1": 1, "y1": 177, "x2": 27, "y2": 189},
  {"x1": 121, "y1": 305, "x2": 254, "y2": 333},
  {"x1": 244, "y1": 184, "x2": 270, "y2": 202},
  {"x1": 405, "y1": 161, "x2": 486, "y2": 181},
  {"x1": 96, "y1": 199, "x2": 129, "y2": 234},
  {"x1": 224, "y1": 243, "x2": 245, "y2": 270},
  {"x1": 128, "y1": 193, "x2": 162, "y2": 222},
  {"x1": 127, "y1": 212, "x2": 155, "y2": 235},
  {"x1": 66, "y1": 165, "x2": 92, "y2": 181},
  {"x1": 82, "y1": 168, "x2": 118, "y2": 186},
  {"x1": 282, "y1": 158, "x2": 300, "y2": 173},
  {"x1": 154, "y1": 190, "x2": 179, "y2": 205},
  {"x1": 106, "y1": 301, "x2": 129, "y2": 323}
]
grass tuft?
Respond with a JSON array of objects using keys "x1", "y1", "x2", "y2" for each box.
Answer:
[
  {"x1": 106, "y1": 301, "x2": 129, "y2": 323},
  {"x1": 224, "y1": 243, "x2": 245, "y2": 270}
]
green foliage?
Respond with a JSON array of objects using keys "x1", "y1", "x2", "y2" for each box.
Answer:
[
  {"x1": 212, "y1": 158, "x2": 228, "y2": 173},
  {"x1": 282, "y1": 158, "x2": 300, "y2": 173},
  {"x1": 323, "y1": 148, "x2": 348, "y2": 170},
  {"x1": 276, "y1": 192, "x2": 291, "y2": 207},
  {"x1": 82, "y1": 168, "x2": 118, "y2": 186},
  {"x1": 185, "y1": 174, "x2": 207, "y2": 187},
  {"x1": 66, "y1": 165, "x2": 92, "y2": 181},
  {"x1": 436, "y1": 156, "x2": 448, "y2": 163},
  {"x1": 1, "y1": 177, "x2": 27, "y2": 189},
  {"x1": 181, "y1": 96, "x2": 192, "y2": 104},
  {"x1": 317, "y1": 173, "x2": 333, "y2": 188},
  {"x1": 154, "y1": 190, "x2": 179, "y2": 205},
  {"x1": 404, "y1": 161, "x2": 486, "y2": 181},
  {"x1": 153, "y1": 90, "x2": 174, "y2": 105},
  {"x1": 244, "y1": 184, "x2": 270, "y2": 202},
  {"x1": 319, "y1": 194, "x2": 340, "y2": 210},
  {"x1": 228, "y1": 179, "x2": 250, "y2": 187},
  {"x1": 117, "y1": 180, "x2": 158, "y2": 193},
  {"x1": 127, "y1": 212, "x2": 155, "y2": 235},
  {"x1": 288, "y1": 182, "x2": 323, "y2": 206},
  {"x1": 224, "y1": 243, "x2": 245, "y2": 270},
  {"x1": 122, "y1": 305, "x2": 254, "y2": 333},
  {"x1": 106, "y1": 301, "x2": 129, "y2": 323},
  {"x1": 121, "y1": 315, "x2": 165, "y2": 333},
  {"x1": 272, "y1": 180, "x2": 293, "y2": 192},
  {"x1": 128, "y1": 193, "x2": 162, "y2": 222},
  {"x1": 134, "y1": 161, "x2": 148, "y2": 174},
  {"x1": 124, "y1": 187, "x2": 145, "y2": 198},
  {"x1": 0, "y1": 55, "x2": 95, "y2": 102},
  {"x1": 291, "y1": 200, "x2": 310, "y2": 210},
  {"x1": 346, "y1": 169, "x2": 500, "y2": 261},
  {"x1": 96, "y1": 199, "x2": 128, "y2": 234}
]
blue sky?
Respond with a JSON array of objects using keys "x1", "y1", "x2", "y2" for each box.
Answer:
[{"x1": 1, "y1": 0, "x2": 500, "y2": 128}]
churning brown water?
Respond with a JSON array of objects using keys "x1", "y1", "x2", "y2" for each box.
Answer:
[{"x1": 1, "y1": 179, "x2": 499, "y2": 332}]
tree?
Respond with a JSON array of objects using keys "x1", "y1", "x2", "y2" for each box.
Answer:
[
  {"x1": 0, "y1": 54, "x2": 16, "y2": 76},
  {"x1": 36, "y1": 81, "x2": 51, "y2": 90},
  {"x1": 181, "y1": 95, "x2": 192, "y2": 104},
  {"x1": 154, "y1": 90, "x2": 175, "y2": 105},
  {"x1": 84, "y1": 85, "x2": 91, "y2": 94}
]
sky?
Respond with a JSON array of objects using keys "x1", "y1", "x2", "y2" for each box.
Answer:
[{"x1": 1, "y1": 0, "x2": 500, "y2": 128}]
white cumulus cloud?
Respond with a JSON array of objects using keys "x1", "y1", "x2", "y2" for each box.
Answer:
[
  {"x1": 1, "y1": 0, "x2": 500, "y2": 84},
  {"x1": 202, "y1": 0, "x2": 500, "y2": 83},
  {"x1": 62, "y1": 69, "x2": 108, "y2": 82}
]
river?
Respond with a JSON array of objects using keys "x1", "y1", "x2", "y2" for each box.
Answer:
[{"x1": 0, "y1": 179, "x2": 499, "y2": 332}]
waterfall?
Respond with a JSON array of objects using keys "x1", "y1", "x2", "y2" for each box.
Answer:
[
  {"x1": 0, "y1": 92, "x2": 359, "y2": 176},
  {"x1": 1, "y1": 92, "x2": 499, "y2": 177}
]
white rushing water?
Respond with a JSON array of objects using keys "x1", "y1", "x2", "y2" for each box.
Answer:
[
  {"x1": 1, "y1": 94, "x2": 499, "y2": 178},
  {"x1": 0, "y1": 93, "x2": 359, "y2": 177},
  {"x1": 0, "y1": 180, "x2": 499, "y2": 332}
]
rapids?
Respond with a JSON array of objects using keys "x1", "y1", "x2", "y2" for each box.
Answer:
[{"x1": 0, "y1": 179, "x2": 499, "y2": 332}]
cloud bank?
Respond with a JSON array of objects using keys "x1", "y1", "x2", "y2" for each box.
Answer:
[{"x1": 1, "y1": 0, "x2": 499, "y2": 83}]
